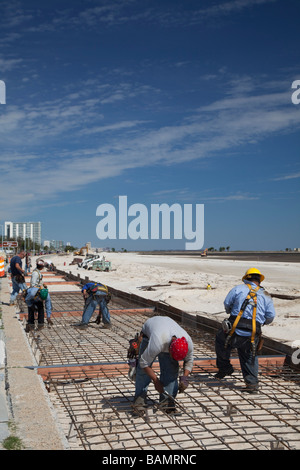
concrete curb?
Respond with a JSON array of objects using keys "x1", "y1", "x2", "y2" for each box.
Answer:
[
  {"x1": 0, "y1": 279, "x2": 10, "y2": 448},
  {"x1": 0, "y1": 277, "x2": 67, "y2": 450}
]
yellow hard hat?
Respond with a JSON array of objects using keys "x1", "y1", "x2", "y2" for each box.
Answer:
[{"x1": 242, "y1": 268, "x2": 265, "y2": 283}]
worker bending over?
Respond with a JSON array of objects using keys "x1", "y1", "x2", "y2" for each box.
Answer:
[
  {"x1": 30, "y1": 259, "x2": 45, "y2": 287},
  {"x1": 74, "y1": 282, "x2": 111, "y2": 329},
  {"x1": 215, "y1": 268, "x2": 276, "y2": 393},
  {"x1": 30, "y1": 259, "x2": 53, "y2": 324},
  {"x1": 23, "y1": 286, "x2": 52, "y2": 331},
  {"x1": 132, "y1": 316, "x2": 194, "y2": 415}
]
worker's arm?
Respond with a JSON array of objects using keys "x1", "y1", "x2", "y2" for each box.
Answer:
[
  {"x1": 15, "y1": 262, "x2": 24, "y2": 275},
  {"x1": 82, "y1": 289, "x2": 89, "y2": 299},
  {"x1": 142, "y1": 366, "x2": 164, "y2": 393}
]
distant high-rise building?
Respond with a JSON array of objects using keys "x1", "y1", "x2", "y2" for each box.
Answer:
[
  {"x1": 4, "y1": 221, "x2": 42, "y2": 246},
  {"x1": 50, "y1": 240, "x2": 65, "y2": 250}
]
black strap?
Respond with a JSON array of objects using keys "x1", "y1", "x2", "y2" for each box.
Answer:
[{"x1": 228, "y1": 315, "x2": 262, "y2": 335}]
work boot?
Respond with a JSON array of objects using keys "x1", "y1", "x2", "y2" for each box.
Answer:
[
  {"x1": 159, "y1": 395, "x2": 177, "y2": 414},
  {"x1": 73, "y1": 322, "x2": 88, "y2": 329},
  {"x1": 214, "y1": 366, "x2": 234, "y2": 379},
  {"x1": 102, "y1": 323, "x2": 112, "y2": 329},
  {"x1": 165, "y1": 407, "x2": 181, "y2": 416},
  {"x1": 25, "y1": 323, "x2": 34, "y2": 333},
  {"x1": 243, "y1": 383, "x2": 259, "y2": 394},
  {"x1": 132, "y1": 396, "x2": 146, "y2": 416}
]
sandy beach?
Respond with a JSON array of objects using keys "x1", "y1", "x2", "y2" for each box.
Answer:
[{"x1": 41, "y1": 251, "x2": 300, "y2": 348}]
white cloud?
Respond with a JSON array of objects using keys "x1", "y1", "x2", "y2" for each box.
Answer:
[
  {"x1": 0, "y1": 56, "x2": 23, "y2": 72},
  {"x1": 0, "y1": 74, "x2": 299, "y2": 220},
  {"x1": 272, "y1": 172, "x2": 300, "y2": 181},
  {"x1": 81, "y1": 120, "x2": 149, "y2": 135}
]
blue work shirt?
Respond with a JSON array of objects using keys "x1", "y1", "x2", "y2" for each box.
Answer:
[
  {"x1": 10, "y1": 256, "x2": 23, "y2": 276},
  {"x1": 25, "y1": 287, "x2": 52, "y2": 318},
  {"x1": 224, "y1": 280, "x2": 276, "y2": 336},
  {"x1": 81, "y1": 282, "x2": 108, "y2": 294}
]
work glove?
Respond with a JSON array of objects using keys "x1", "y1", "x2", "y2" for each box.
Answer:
[
  {"x1": 128, "y1": 358, "x2": 137, "y2": 382},
  {"x1": 178, "y1": 375, "x2": 189, "y2": 393}
]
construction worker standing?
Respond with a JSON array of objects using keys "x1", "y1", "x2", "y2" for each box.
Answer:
[
  {"x1": 215, "y1": 268, "x2": 276, "y2": 393},
  {"x1": 132, "y1": 316, "x2": 194, "y2": 416},
  {"x1": 9, "y1": 251, "x2": 27, "y2": 305}
]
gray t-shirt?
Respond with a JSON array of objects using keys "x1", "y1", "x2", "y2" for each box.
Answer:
[{"x1": 139, "y1": 316, "x2": 194, "y2": 372}]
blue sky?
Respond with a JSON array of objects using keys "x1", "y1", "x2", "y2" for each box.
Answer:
[{"x1": 0, "y1": 0, "x2": 299, "y2": 251}]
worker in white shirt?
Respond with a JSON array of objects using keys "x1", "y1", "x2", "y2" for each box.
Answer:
[
  {"x1": 132, "y1": 316, "x2": 194, "y2": 416},
  {"x1": 30, "y1": 259, "x2": 53, "y2": 325}
]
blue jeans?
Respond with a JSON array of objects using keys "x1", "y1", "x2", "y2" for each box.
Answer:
[
  {"x1": 215, "y1": 329, "x2": 259, "y2": 385},
  {"x1": 134, "y1": 337, "x2": 179, "y2": 403},
  {"x1": 82, "y1": 293, "x2": 110, "y2": 325},
  {"x1": 10, "y1": 277, "x2": 27, "y2": 303}
]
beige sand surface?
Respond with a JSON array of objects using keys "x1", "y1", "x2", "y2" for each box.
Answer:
[{"x1": 43, "y1": 251, "x2": 300, "y2": 348}]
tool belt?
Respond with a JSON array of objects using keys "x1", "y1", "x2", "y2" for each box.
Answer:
[
  {"x1": 227, "y1": 315, "x2": 262, "y2": 335},
  {"x1": 14, "y1": 273, "x2": 25, "y2": 283}
]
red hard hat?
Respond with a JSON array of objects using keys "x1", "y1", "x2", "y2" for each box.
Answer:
[{"x1": 170, "y1": 337, "x2": 189, "y2": 361}]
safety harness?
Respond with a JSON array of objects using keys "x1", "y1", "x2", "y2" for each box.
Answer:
[
  {"x1": 87, "y1": 282, "x2": 108, "y2": 296},
  {"x1": 224, "y1": 284, "x2": 260, "y2": 357},
  {"x1": 34, "y1": 287, "x2": 42, "y2": 300},
  {"x1": 32, "y1": 268, "x2": 43, "y2": 286}
]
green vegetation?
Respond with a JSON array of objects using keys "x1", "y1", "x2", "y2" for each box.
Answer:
[{"x1": 2, "y1": 421, "x2": 25, "y2": 450}]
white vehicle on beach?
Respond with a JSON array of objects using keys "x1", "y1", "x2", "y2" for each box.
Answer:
[{"x1": 78, "y1": 255, "x2": 100, "y2": 269}]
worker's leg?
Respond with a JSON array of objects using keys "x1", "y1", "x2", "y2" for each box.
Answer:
[
  {"x1": 158, "y1": 352, "x2": 179, "y2": 411},
  {"x1": 35, "y1": 300, "x2": 45, "y2": 327},
  {"x1": 81, "y1": 296, "x2": 97, "y2": 324},
  {"x1": 158, "y1": 352, "x2": 179, "y2": 398},
  {"x1": 27, "y1": 305, "x2": 35, "y2": 327},
  {"x1": 10, "y1": 278, "x2": 26, "y2": 304},
  {"x1": 236, "y1": 335, "x2": 259, "y2": 389},
  {"x1": 133, "y1": 338, "x2": 151, "y2": 403},
  {"x1": 97, "y1": 294, "x2": 111, "y2": 326},
  {"x1": 215, "y1": 329, "x2": 234, "y2": 377}
]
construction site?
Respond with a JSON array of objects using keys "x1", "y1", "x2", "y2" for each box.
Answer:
[{"x1": 0, "y1": 263, "x2": 300, "y2": 452}]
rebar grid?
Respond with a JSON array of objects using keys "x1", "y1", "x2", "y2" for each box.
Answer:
[
  {"x1": 45, "y1": 364, "x2": 300, "y2": 451},
  {"x1": 26, "y1": 312, "x2": 217, "y2": 367},
  {"x1": 22, "y1": 290, "x2": 300, "y2": 450},
  {"x1": 25, "y1": 289, "x2": 217, "y2": 367}
]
